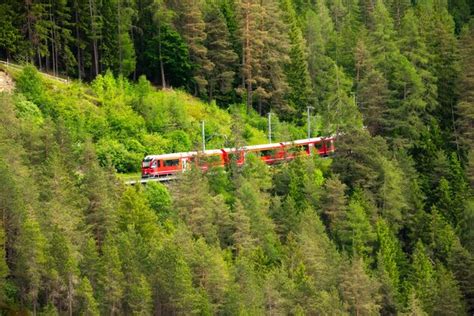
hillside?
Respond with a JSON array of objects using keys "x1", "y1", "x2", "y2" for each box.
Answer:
[{"x1": 0, "y1": 0, "x2": 474, "y2": 314}]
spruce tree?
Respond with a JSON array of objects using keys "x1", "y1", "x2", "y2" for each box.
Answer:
[
  {"x1": 99, "y1": 236, "x2": 124, "y2": 314},
  {"x1": 204, "y1": 2, "x2": 238, "y2": 103},
  {"x1": 433, "y1": 265, "x2": 466, "y2": 315},
  {"x1": 280, "y1": 0, "x2": 312, "y2": 114},
  {"x1": 456, "y1": 22, "x2": 474, "y2": 153},
  {"x1": 340, "y1": 257, "x2": 381, "y2": 315},
  {"x1": 77, "y1": 277, "x2": 100, "y2": 315},
  {"x1": 0, "y1": 221, "x2": 8, "y2": 304},
  {"x1": 173, "y1": 0, "x2": 214, "y2": 96},
  {"x1": 320, "y1": 175, "x2": 347, "y2": 240},
  {"x1": 409, "y1": 241, "x2": 436, "y2": 314}
]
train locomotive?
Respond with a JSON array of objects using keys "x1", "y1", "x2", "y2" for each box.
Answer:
[{"x1": 141, "y1": 136, "x2": 335, "y2": 178}]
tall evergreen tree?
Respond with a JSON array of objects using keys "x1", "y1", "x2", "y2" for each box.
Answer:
[
  {"x1": 204, "y1": 2, "x2": 238, "y2": 103},
  {"x1": 172, "y1": 0, "x2": 214, "y2": 95},
  {"x1": 280, "y1": 0, "x2": 312, "y2": 115}
]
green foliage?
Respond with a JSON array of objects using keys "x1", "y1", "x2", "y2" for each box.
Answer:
[{"x1": 0, "y1": 0, "x2": 472, "y2": 313}]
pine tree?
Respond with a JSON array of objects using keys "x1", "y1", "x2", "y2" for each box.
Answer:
[
  {"x1": 151, "y1": 0, "x2": 174, "y2": 87},
  {"x1": 320, "y1": 175, "x2": 347, "y2": 240},
  {"x1": 237, "y1": 0, "x2": 265, "y2": 112},
  {"x1": 47, "y1": 229, "x2": 80, "y2": 315},
  {"x1": 150, "y1": 242, "x2": 203, "y2": 315},
  {"x1": 456, "y1": 22, "x2": 474, "y2": 152},
  {"x1": 15, "y1": 216, "x2": 47, "y2": 314},
  {"x1": 385, "y1": 0, "x2": 411, "y2": 29},
  {"x1": 376, "y1": 219, "x2": 403, "y2": 312},
  {"x1": 99, "y1": 236, "x2": 124, "y2": 314},
  {"x1": 433, "y1": 264, "x2": 466, "y2": 315},
  {"x1": 399, "y1": 8, "x2": 438, "y2": 112},
  {"x1": 293, "y1": 210, "x2": 341, "y2": 291},
  {"x1": 409, "y1": 241, "x2": 436, "y2": 314},
  {"x1": 79, "y1": 237, "x2": 101, "y2": 292},
  {"x1": 340, "y1": 257, "x2": 381, "y2": 315},
  {"x1": 305, "y1": 5, "x2": 335, "y2": 111},
  {"x1": 369, "y1": 0, "x2": 426, "y2": 143},
  {"x1": 0, "y1": 3, "x2": 24, "y2": 59},
  {"x1": 77, "y1": 277, "x2": 100, "y2": 315},
  {"x1": 101, "y1": 0, "x2": 136, "y2": 76},
  {"x1": 80, "y1": 142, "x2": 118, "y2": 246},
  {"x1": 232, "y1": 198, "x2": 256, "y2": 255},
  {"x1": 254, "y1": 0, "x2": 290, "y2": 115},
  {"x1": 448, "y1": 242, "x2": 474, "y2": 314},
  {"x1": 343, "y1": 196, "x2": 376, "y2": 258},
  {"x1": 0, "y1": 220, "x2": 9, "y2": 304},
  {"x1": 416, "y1": 1, "x2": 459, "y2": 135},
  {"x1": 404, "y1": 291, "x2": 428, "y2": 315},
  {"x1": 280, "y1": 0, "x2": 312, "y2": 114},
  {"x1": 204, "y1": 2, "x2": 238, "y2": 102},
  {"x1": 171, "y1": 167, "x2": 218, "y2": 244},
  {"x1": 173, "y1": 0, "x2": 213, "y2": 95}
]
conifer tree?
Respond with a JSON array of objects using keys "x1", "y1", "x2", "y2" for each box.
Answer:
[
  {"x1": 415, "y1": 1, "x2": 459, "y2": 134},
  {"x1": 355, "y1": 38, "x2": 391, "y2": 136},
  {"x1": 173, "y1": 0, "x2": 214, "y2": 95},
  {"x1": 409, "y1": 241, "x2": 436, "y2": 314},
  {"x1": 448, "y1": 242, "x2": 474, "y2": 313},
  {"x1": 320, "y1": 175, "x2": 347, "y2": 240},
  {"x1": 15, "y1": 216, "x2": 47, "y2": 314},
  {"x1": 399, "y1": 8, "x2": 437, "y2": 112},
  {"x1": 340, "y1": 257, "x2": 381, "y2": 315},
  {"x1": 254, "y1": 0, "x2": 290, "y2": 115},
  {"x1": 99, "y1": 237, "x2": 124, "y2": 314},
  {"x1": 204, "y1": 3, "x2": 238, "y2": 102},
  {"x1": 293, "y1": 210, "x2": 341, "y2": 291},
  {"x1": 433, "y1": 265, "x2": 466, "y2": 315},
  {"x1": 456, "y1": 22, "x2": 474, "y2": 155},
  {"x1": 171, "y1": 167, "x2": 218, "y2": 244},
  {"x1": 280, "y1": 0, "x2": 312, "y2": 114},
  {"x1": 77, "y1": 277, "x2": 100, "y2": 315},
  {"x1": 79, "y1": 237, "x2": 101, "y2": 292},
  {"x1": 237, "y1": 0, "x2": 265, "y2": 112},
  {"x1": 342, "y1": 196, "x2": 375, "y2": 258},
  {"x1": 0, "y1": 221, "x2": 8, "y2": 304},
  {"x1": 0, "y1": 4, "x2": 23, "y2": 59},
  {"x1": 80, "y1": 142, "x2": 118, "y2": 246},
  {"x1": 375, "y1": 219, "x2": 403, "y2": 311},
  {"x1": 151, "y1": 0, "x2": 174, "y2": 87},
  {"x1": 232, "y1": 198, "x2": 256, "y2": 254}
]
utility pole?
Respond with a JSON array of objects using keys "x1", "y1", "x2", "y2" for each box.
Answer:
[
  {"x1": 268, "y1": 112, "x2": 272, "y2": 143},
  {"x1": 307, "y1": 106, "x2": 314, "y2": 139},
  {"x1": 201, "y1": 120, "x2": 205, "y2": 151}
]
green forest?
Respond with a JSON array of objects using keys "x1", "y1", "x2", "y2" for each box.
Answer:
[{"x1": 0, "y1": 0, "x2": 474, "y2": 314}]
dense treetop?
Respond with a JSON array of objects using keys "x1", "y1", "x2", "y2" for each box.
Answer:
[{"x1": 0, "y1": 0, "x2": 473, "y2": 314}]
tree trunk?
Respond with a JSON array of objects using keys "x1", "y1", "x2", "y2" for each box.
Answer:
[
  {"x1": 89, "y1": 0, "x2": 99, "y2": 76},
  {"x1": 75, "y1": 5, "x2": 82, "y2": 79},
  {"x1": 158, "y1": 23, "x2": 166, "y2": 89},
  {"x1": 117, "y1": 0, "x2": 122, "y2": 75}
]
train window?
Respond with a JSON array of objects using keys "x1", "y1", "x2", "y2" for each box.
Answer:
[
  {"x1": 261, "y1": 150, "x2": 274, "y2": 157},
  {"x1": 303, "y1": 145, "x2": 309, "y2": 151},
  {"x1": 228, "y1": 153, "x2": 241, "y2": 161},
  {"x1": 314, "y1": 142, "x2": 323, "y2": 150},
  {"x1": 202, "y1": 155, "x2": 222, "y2": 164},
  {"x1": 151, "y1": 161, "x2": 158, "y2": 168},
  {"x1": 163, "y1": 159, "x2": 179, "y2": 167},
  {"x1": 288, "y1": 145, "x2": 304, "y2": 153},
  {"x1": 142, "y1": 157, "x2": 153, "y2": 167}
]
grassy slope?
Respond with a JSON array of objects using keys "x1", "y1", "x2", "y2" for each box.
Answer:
[{"x1": 2, "y1": 64, "x2": 304, "y2": 175}]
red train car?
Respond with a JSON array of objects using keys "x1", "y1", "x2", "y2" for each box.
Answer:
[{"x1": 141, "y1": 136, "x2": 335, "y2": 178}]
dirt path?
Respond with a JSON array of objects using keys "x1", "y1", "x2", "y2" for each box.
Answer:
[{"x1": 0, "y1": 71, "x2": 14, "y2": 93}]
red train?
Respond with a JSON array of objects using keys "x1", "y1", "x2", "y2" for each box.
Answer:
[{"x1": 141, "y1": 136, "x2": 335, "y2": 178}]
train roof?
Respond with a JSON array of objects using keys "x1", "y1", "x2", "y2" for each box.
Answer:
[{"x1": 143, "y1": 137, "x2": 334, "y2": 161}]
